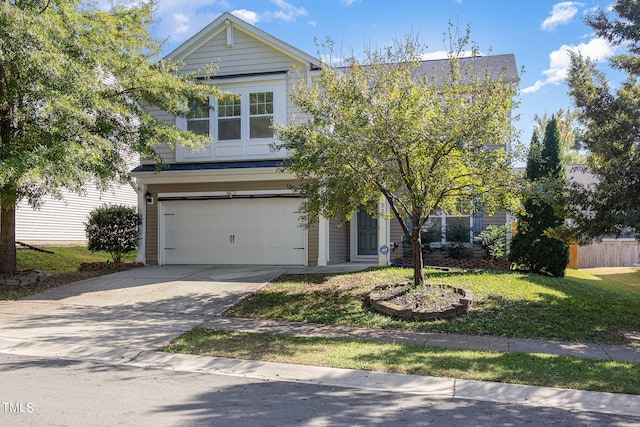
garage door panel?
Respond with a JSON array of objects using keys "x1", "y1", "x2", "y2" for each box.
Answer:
[{"x1": 162, "y1": 198, "x2": 305, "y2": 265}]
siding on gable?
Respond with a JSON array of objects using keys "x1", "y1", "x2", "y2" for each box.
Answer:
[
  {"x1": 146, "y1": 29, "x2": 315, "y2": 166},
  {"x1": 182, "y1": 29, "x2": 304, "y2": 76},
  {"x1": 15, "y1": 184, "x2": 138, "y2": 244}
]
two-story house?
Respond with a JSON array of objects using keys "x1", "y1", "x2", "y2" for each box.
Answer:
[{"x1": 132, "y1": 12, "x2": 518, "y2": 267}]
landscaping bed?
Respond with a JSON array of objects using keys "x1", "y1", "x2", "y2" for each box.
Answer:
[{"x1": 369, "y1": 283, "x2": 473, "y2": 320}]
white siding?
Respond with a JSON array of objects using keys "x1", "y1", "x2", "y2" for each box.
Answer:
[{"x1": 15, "y1": 183, "x2": 138, "y2": 244}]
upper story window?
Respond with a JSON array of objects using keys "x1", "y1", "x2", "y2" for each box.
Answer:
[
  {"x1": 217, "y1": 96, "x2": 241, "y2": 140},
  {"x1": 249, "y1": 92, "x2": 274, "y2": 139},
  {"x1": 211, "y1": 91, "x2": 275, "y2": 141},
  {"x1": 176, "y1": 80, "x2": 286, "y2": 163},
  {"x1": 187, "y1": 98, "x2": 210, "y2": 136}
]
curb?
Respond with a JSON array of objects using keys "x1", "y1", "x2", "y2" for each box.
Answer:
[{"x1": 1, "y1": 337, "x2": 639, "y2": 418}]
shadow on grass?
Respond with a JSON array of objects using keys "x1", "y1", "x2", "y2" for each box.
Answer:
[{"x1": 225, "y1": 268, "x2": 640, "y2": 345}]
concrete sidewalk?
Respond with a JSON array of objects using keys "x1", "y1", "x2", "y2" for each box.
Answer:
[{"x1": 202, "y1": 317, "x2": 640, "y2": 363}]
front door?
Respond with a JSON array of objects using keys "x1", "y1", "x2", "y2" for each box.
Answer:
[{"x1": 357, "y1": 210, "x2": 378, "y2": 256}]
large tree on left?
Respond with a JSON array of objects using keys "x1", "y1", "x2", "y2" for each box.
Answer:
[{"x1": 0, "y1": 0, "x2": 219, "y2": 273}]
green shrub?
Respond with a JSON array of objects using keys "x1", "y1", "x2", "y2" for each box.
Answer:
[
  {"x1": 85, "y1": 205, "x2": 141, "y2": 263},
  {"x1": 442, "y1": 224, "x2": 472, "y2": 259},
  {"x1": 476, "y1": 225, "x2": 508, "y2": 260}
]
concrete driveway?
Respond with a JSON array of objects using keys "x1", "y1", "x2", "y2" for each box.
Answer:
[{"x1": 0, "y1": 265, "x2": 285, "y2": 350}]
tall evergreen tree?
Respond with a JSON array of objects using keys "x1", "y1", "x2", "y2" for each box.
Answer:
[
  {"x1": 565, "y1": 0, "x2": 640, "y2": 241},
  {"x1": 510, "y1": 118, "x2": 569, "y2": 277},
  {"x1": 533, "y1": 109, "x2": 586, "y2": 164},
  {"x1": 525, "y1": 129, "x2": 542, "y2": 180}
]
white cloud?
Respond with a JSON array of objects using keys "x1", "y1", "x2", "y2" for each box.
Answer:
[
  {"x1": 522, "y1": 37, "x2": 616, "y2": 94},
  {"x1": 308, "y1": 20, "x2": 317, "y2": 27},
  {"x1": 342, "y1": 0, "x2": 361, "y2": 5},
  {"x1": 541, "y1": 2, "x2": 583, "y2": 31},
  {"x1": 231, "y1": 9, "x2": 259, "y2": 24},
  {"x1": 263, "y1": 0, "x2": 308, "y2": 22},
  {"x1": 232, "y1": 1, "x2": 307, "y2": 25},
  {"x1": 173, "y1": 13, "x2": 189, "y2": 35}
]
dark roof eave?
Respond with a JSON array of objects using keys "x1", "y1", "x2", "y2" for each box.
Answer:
[{"x1": 131, "y1": 159, "x2": 286, "y2": 174}]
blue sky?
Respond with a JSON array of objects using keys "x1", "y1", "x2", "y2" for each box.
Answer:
[{"x1": 134, "y1": 0, "x2": 624, "y2": 147}]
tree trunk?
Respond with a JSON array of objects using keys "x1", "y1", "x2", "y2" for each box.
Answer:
[
  {"x1": 411, "y1": 210, "x2": 424, "y2": 286},
  {"x1": 0, "y1": 203, "x2": 17, "y2": 274}
]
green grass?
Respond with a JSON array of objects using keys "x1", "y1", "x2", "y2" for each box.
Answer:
[
  {"x1": 0, "y1": 246, "x2": 137, "y2": 300},
  {"x1": 16, "y1": 246, "x2": 134, "y2": 274},
  {"x1": 162, "y1": 328, "x2": 640, "y2": 395},
  {"x1": 225, "y1": 267, "x2": 640, "y2": 345},
  {"x1": 574, "y1": 267, "x2": 640, "y2": 296}
]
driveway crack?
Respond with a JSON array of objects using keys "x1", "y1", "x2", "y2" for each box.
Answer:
[{"x1": 128, "y1": 351, "x2": 144, "y2": 363}]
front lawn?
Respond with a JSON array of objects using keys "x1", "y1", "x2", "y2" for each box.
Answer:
[
  {"x1": 224, "y1": 267, "x2": 640, "y2": 345},
  {"x1": 0, "y1": 246, "x2": 136, "y2": 300}
]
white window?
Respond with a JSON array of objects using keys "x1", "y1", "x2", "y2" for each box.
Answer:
[
  {"x1": 213, "y1": 91, "x2": 275, "y2": 141},
  {"x1": 217, "y1": 96, "x2": 242, "y2": 140},
  {"x1": 176, "y1": 80, "x2": 286, "y2": 162},
  {"x1": 186, "y1": 98, "x2": 210, "y2": 136},
  {"x1": 249, "y1": 91, "x2": 274, "y2": 139}
]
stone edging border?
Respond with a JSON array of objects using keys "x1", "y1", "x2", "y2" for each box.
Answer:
[
  {"x1": 0, "y1": 270, "x2": 49, "y2": 288},
  {"x1": 369, "y1": 283, "x2": 473, "y2": 321},
  {"x1": 78, "y1": 262, "x2": 145, "y2": 272}
]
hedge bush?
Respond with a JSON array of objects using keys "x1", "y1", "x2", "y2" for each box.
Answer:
[{"x1": 86, "y1": 205, "x2": 141, "y2": 263}]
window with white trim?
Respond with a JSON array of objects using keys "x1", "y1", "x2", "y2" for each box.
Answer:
[
  {"x1": 186, "y1": 98, "x2": 210, "y2": 136},
  {"x1": 176, "y1": 80, "x2": 286, "y2": 162},
  {"x1": 249, "y1": 91, "x2": 274, "y2": 139},
  {"x1": 217, "y1": 95, "x2": 241, "y2": 140}
]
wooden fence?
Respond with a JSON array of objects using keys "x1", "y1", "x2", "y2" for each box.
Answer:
[{"x1": 569, "y1": 240, "x2": 640, "y2": 269}]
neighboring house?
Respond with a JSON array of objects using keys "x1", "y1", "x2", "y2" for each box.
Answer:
[
  {"x1": 15, "y1": 185, "x2": 138, "y2": 246},
  {"x1": 566, "y1": 164, "x2": 640, "y2": 268},
  {"x1": 132, "y1": 12, "x2": 517, "y2": 266}
]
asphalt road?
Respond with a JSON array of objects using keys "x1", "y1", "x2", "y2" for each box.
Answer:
[{"x1": 2, "y1": 353, "x2": 639, "y2": 427}]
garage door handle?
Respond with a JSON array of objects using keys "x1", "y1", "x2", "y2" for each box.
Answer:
[{"x1": 230, "y1": 234, "x2": 235, "y2": 244}]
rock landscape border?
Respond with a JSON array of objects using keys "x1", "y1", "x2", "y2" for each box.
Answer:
[{"x1": 369, "y1": 283, "x2": 474, "y2": 320}]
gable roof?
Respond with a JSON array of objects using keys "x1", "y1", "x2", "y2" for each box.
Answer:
[{"x1": 165, "y1": 12, "x2": 322, "y2": 70}]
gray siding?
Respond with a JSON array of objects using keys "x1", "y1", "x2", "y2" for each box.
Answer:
[
  {"x1": 182, "y1": 29, "x2": 303, "y2": 75},
  {"x1": 145, "y1": 103, "x2": 177, "y2": 164},
  {"x1": 328, "y1": 218, "x2": 349, "y2": 264}
]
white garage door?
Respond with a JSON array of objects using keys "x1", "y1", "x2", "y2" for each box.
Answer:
[{"x1": 161, "y1": 197, "x2": 306, "y2": 265}]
